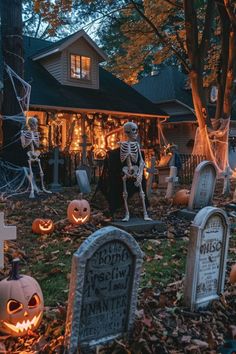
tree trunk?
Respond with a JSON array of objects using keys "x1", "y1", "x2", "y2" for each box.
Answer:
[{"x1": 0, "y1": 0, "x2": 27, "y2": 166}]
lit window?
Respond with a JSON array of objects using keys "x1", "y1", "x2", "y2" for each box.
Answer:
[{"x1": 70, "y1": 54, "x2": 91, "y2": 80}]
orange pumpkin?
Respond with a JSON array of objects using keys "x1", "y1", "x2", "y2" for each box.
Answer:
[
  {"x1": 67, "y1": 197, "x2": 90, "y2": 225},
  {"x1": 230, "y1": 264, "x2": 236, "y2": 284},
  {"x1": 173, "y1": 189, "x2": 190, "y2": 206},
  {"x1": 32, "y1": 219, "x2": 54, "y2": 235},
  {"x1": 0, "y1": 259, "x2": 44, "y2": 336}
]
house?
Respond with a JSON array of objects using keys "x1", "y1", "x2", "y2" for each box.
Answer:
[
  {"x1": 133, "y1": 66, "x2": 197, "y2": 154},
  {"x1": 0, "y1": 30, "x2": 166, "y2": 168}
]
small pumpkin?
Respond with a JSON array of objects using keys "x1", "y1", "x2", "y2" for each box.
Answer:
[
  {"x1": 67, "y1": 195, "x2": 90, "y2": 225},
  {"x1": 230, "y1": 264, "x2": 236, "y2": 284},
  {"x1": 32, "y1": 219, "x2": 54, "y2": 235},
  {"x1": 173, "y1": 189, "x2": 190, "y2": 206},
  {"x1": 0, "y1": 259, "x2": 44, "y2": 336}
]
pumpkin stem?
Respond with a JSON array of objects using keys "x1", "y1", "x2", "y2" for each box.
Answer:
[
  {"x1": 7, "y1": 258, "x2": 22, "y2": 281},
  {"x1": 78, "y1": 193, "x2": 83, "y2": 200}
]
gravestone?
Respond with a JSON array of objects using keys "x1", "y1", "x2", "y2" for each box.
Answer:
[
  {"x1": 49, "y1": 147, "x2": 64, "y2": 192},
  {"x1": 146, "y1": 156, "x2": 158, "y2": 196},
  {"x1": 65, "y1": 226, "x2": 143, "y2": 353},
  {"x1": 220, "y1": 165, "x2": 232, "y2": 196},
  {"x1": 0, "y1": 213, "x2": 17, "y2": 268},
  {"x1": 165, "y1": 166, "x2": 178, "y2": 199},
  {"x1": 75, "y1": 169, "x2": 91, "y2": 194},
  {"x1": 157, "y1": 154, "x2": 172, "y2": 189},
  {"x1": 178, "y1": 160, "x2": 217, "y2": 220},
  {"x1": 184, "y1": 207, "x2": 229, "y2": 311}
]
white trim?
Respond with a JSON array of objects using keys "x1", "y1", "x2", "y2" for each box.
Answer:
[
  {"x1": 32, "y1": 30, "x2": 107, "y2": 62},
  {"x1": 29, "y1": 104, "x2": 168, "y2": 119}
]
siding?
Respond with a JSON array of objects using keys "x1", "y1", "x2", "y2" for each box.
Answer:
[
  {"x1": 61, "y1": 37, "x2": 100, "y2": 89},
  {"x1": 41, "y1": 53, "x2": 62, "y2": 82}
]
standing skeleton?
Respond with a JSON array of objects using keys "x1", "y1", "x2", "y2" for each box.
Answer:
[
  {"x1": 21, "y1": 117, "x2": 51, "y2": 198},
  {"x1": 120, "y1": 122, "x2": 151, "y2": 221}
]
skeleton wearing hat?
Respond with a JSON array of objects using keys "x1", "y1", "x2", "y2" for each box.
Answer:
[
  {"x1": 21, "y1": 117, "x2": 51, "y2": 198},
  {"x1": 120, "y1": 122, "x2": 151, "y2": 221}
]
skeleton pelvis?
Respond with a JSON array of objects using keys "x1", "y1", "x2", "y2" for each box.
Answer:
[
  {"x1": 27, "y1": 150, "x2": 40, "y2": 160},
  {"x1": 122, "y1": 165, "x2": 139, "y2": 178}
]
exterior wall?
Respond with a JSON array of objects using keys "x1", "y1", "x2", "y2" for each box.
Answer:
[
  {"x1": 62, "y1": 37, "x2": 100, "y2": 89},
  {"x1": 41, "y1": 53, "x2": 62, "y2": 82},
  {"x1": 162, "y1": 122, "x2": 197, "y2": 154},
  {"x1": 39, "y1": 37, "x2": 100, "y2": 89}
]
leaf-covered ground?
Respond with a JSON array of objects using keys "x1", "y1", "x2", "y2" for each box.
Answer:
[{"x1": 0, "y1": 185, "x2": 236, "y2": 353}]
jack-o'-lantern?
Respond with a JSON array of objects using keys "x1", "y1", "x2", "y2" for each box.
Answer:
[
  {"x1": 230, "y1": 264, "x2": 236, "y2": 284},
  {"x1": 0, "y1": 259, "x2": 44, "y2": 336},
  {"x1": 173, "y1": 189, "x2": 190, "y2": 206},
  {"x1": 32, "y1": 218, "x2": 54, "y2": 235},
  {"x1": 67, "y1": 195, "x2": 90, "y2": 225}
]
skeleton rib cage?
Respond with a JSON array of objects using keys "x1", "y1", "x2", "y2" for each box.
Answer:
[
  {"x1": 120, "y1": 141, "x2": 139, "y2": 164},
  {"x1": 21, "y1": 130, "x2": 40, "y2": 149}
]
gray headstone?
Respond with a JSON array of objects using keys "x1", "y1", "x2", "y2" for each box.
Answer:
[
  {"x1": 184, "y1": 207, "x2": 229, "y2": 311},
  {"x1": 65, "y1": 226, "x2": 143, "y2": 353},
  {"x1": 49, "y1": 147, "x2": 64, "y2": 192},
  {"x1": 188, "y1": 161, "x2": 217, "y2": 210},
  {"x1": 75, "y1": 169, "x2": 91, "y2": 194}
]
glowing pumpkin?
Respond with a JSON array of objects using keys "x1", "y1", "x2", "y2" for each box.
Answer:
[
  {"x1": 173, "y1": 189, "x2": 190, "y2": 206},
  {"x1": 230, "y1": 264, "x2": 236, "y2": 284},
  {"x1": 32, "y1": 218, "x2": 54, "y2": 235},
  {"x1": 0, "y1": 259, "x2": 44, "y2": 336},
  {"x1": 67, "y1": 196, "x2": 90, "y2": 225}
]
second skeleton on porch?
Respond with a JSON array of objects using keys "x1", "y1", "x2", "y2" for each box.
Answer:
[{"x1": 120, "y1": 122, "x2": 151, "y2": 221}]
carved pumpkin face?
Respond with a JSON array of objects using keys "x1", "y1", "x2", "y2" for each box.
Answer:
[
  {"x1": 32, "y1": 219, "x2": 54, "y2": 235},
  {"x1": 172, "y1": 189, "x2": 190, "y2": 206},
  {"x1": 0, "y1": 275, "x2": 44, "y2": 336},
  {"x1": 67, "y1": 199, "x2": 90, "y2": 225}
]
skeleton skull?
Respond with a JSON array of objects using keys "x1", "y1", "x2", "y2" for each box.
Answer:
[
  {"x1": 124, "y1": 122, "x2": 138, "y2": 141},
  {"x1": 28, "y1": 117, "x2": 38, "y2": 132}
]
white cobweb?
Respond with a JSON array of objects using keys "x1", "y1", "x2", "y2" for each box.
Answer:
[{"x1": 0, "y1": 65, "x2": 32, "y2": 198}]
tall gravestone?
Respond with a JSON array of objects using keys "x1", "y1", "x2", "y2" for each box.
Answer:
[
  {"x1": 188, "y1": 161, "x2": 217, "y2": 210},
  {"x1": 178, "y1": 161, "x2": 217, "y2": 220},
  {"x1": 184, "y1": 207, "x2": 229, "y2": 311},
  {"x1": 65, "y1": 226, "x2": 143, "y2": 353}
]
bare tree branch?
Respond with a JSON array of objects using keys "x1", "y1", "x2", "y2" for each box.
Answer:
[
  {"x1": 130, "y1": 0, "x2": 190, "y2": 72},
  {"x1": 199, "y1": 0, "x2": 215, "y2": 63},
  {"x1": 162, "y1": 0, "x2": 183, "y2": 9},
  {"x1": 224, "y1": 0, "x2": 236, "y2": 27}
]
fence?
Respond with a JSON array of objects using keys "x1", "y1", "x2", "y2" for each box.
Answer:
[{"x1": 178, "y1": 154, "x2": 206, "y2": 184}]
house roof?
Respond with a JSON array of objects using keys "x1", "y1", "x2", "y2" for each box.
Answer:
[
  {"x1": 133, "y1": 66, "x2": 193, "y2": 107},
  {"x1": 31, "y1": 29, "x2": 107, "y2": 62},
  {"x1": 23, "y1": 36, "x2": 166, "y2": 118},
  {"x1": 133, "y1": 66, "x2": 195, "y2": 123}
]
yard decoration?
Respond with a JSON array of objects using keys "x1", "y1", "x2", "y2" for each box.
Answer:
[
  {"x1": 172, "y1": 189, "x2": 190, "y2": 206},
  {"x1": 120, "y1": 122, "x2": 151, "y2": 221},
  {"x1": 67, "y1": 194, "x2": 90, "y2": 225},
  {"x1": 229, "y1": 264, "x2": 236, "y2": 284},
  {"x1": 21, "y1": 116, "x2": 51, "y2": 199},
  {"x1": 32, "y1": 218, "x2": 54, "y2": 235},
  {"x1": 0, "y1": 259, "x2": 44, "y2": 336}
]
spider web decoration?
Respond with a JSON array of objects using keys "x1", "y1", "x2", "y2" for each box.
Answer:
[
  {"x1": 0, "y1": 160, "x2": 30, "y2": 199},
  {"x1": 5, "y1": 64, "x2": 31, "y2": 114}
]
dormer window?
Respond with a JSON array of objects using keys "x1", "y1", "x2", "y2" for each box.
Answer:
[{"x1": 70, "y1": 54, "x2": 91, "y2": 80}]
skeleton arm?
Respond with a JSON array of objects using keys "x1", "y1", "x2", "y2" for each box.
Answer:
[{"x1": 135, "y1": 143, "x2": 145, "y2": 186}]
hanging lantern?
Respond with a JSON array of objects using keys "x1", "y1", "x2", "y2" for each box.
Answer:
[
  {"x1": 67, "y1": 195, "x2": 90, "y2": 225},
  {"x1": 0, "y1": 259, "x2": 44, "y2": 336},
  {"x1": 32, "y1": 219, "x2": 55, "y2": 235}
]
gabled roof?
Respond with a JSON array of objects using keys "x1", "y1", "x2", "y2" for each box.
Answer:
[
  {"x1": 31, "y1": 29, "x2": 107, "y2": 62},
  {"x1": 24, "y1": 35, "x2": 166, "y2": 117},
  {"x1": 133, "y1": 66, "x2": 194, "y2": 108}
]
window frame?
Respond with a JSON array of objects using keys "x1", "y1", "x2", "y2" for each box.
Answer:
[{"x1": 70, "y1": 53, "x2": 91, "y2": 81}]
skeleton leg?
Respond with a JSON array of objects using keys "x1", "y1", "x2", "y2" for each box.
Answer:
[
  {"x1": 122, "y1": 175, "x2": 130, "y2": 221},
  {"x1": 138, "y1": 181, "x2": 152, "y2": 221},
  {"x1": 37, "y1": 159, "x2": 52, "y2": 194},
  {"x1": 28, "y1": 160, "x2": 36, "y2": 199}
]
